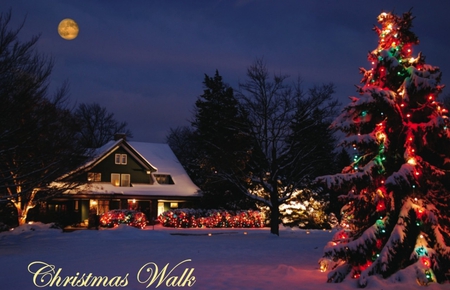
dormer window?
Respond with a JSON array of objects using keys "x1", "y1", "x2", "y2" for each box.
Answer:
[
  {"x1": 115, "y1": 154, "x2": 127, "y2": 165},
  {"x1": 154, "y1": 174, "x2": 174, "y2": 184}
]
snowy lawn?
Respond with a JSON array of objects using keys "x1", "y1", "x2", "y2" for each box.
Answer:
[{"x1": 0, "y1": 223, "x2": 448, "y2": 290}]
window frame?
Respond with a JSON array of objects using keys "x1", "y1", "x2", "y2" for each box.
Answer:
[
  {"x1": 115, "y1": 153, "x2": 127, "y2": 165},
  {"x1": 111, "y1": 173, "x2": 130, "y2": 187}
]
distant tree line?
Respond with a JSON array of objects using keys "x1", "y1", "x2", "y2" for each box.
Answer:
[{"x1": 167, "y1": 58, "x2": 350, "y2": 235}]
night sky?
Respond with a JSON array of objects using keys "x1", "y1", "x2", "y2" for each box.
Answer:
[{"x1": 3, "y1": 1, "x2": 450, "y2": 143}]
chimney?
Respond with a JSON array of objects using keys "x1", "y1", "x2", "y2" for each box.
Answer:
[{"x1": 114, "y1": 133, "x2": 127, "y2": 141}]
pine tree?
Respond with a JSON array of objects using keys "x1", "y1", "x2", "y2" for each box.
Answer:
[
  {"x1": 316, "y1": 11, "x2": 450, "y2": 286},
  {"x1": 191, "y1": 70, "x2": 254, "y2": 209}
]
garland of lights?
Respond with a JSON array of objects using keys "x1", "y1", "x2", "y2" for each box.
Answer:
[
  {"x1": 316, "y1": 10, "x2": 450, "y2": 286},
  {"x1": 158, "y1": 209, "x2": 264, "y2": 228},
  {"x1": 99, "y1": 209, "x2": 148, "y2": 229}
]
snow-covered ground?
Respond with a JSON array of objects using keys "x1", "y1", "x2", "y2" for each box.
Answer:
[{"x1": 0, "y1": 223, "x2": 448, "y2": 290}]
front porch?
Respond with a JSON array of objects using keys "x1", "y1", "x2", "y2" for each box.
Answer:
[{"x1": 29, "y1": 194, "x2": 199, "y2": 227}]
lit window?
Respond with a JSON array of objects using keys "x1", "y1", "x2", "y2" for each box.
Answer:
[
  {"x1": 170, "y1": 202, "x2": 178, "y2": 208},
  {"x1": 98, "y1": 200, "x2": 109, "y2": 214},
  {"x1": 154, "y1": 174, "x2": 174, "y2": 184},
  {"x1": 111, "y1": 173, "x2": 120, "y2": 186},
  {"x1": 111, "y1": 173, "x2": 130, "y2": 187},
  {"x1": 121, "y1": 174, "x2": 130, "y2": 187},
  {"x1": 87, "y1": 172, "x2": 101, "y2": 182},
  {"x1": 115, "y1": 154, "x2": 127, "y2": 165}
]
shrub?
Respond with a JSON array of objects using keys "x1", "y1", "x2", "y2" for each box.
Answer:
[
  {"x1": 99, "y1": 209, "x2": 147, "y2": 229},
  {"x1": 158, "y1": 209, "x2": 263, "y2": 228}
]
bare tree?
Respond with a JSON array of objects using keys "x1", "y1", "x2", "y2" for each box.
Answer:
[
  {"x1": 0, "y1": 11, "x2": 88, "y2": 226},
  {"x1": 75, "y1": 102, "x2": 132, "y2": 148},
  {"x1": 231, "y1": 58, "x2": 339, "y2": 235}
]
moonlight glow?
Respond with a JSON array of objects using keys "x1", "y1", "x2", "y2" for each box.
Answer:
[{"x1": 58, "y1": 18, "x2": 79, "y2": 40}]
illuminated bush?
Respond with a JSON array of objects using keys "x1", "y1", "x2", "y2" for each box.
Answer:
[
  {"x1": 158, "y1": 209, "x2": 264, "y2": 228},
  {"x1": 256, "y1": 189, "x2": 331, "y2": 229},
  {"x1": 99, "y1": 209, "x2": 148, "y2": 229}
]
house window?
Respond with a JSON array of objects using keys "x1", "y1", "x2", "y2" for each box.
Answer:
[
  {"x1": 121, "y1": 174, "x2": 130, "y2": 187},
  {"x1": 98, "y1": 200, "x2": 109, "y2": 215},
  {"x1": 154, "y1": 174, "x2": 174, "y2": 184},
  {"x1": 111, "y1": 173, "x2": 130, "y2": 187},
  {"x1": 157, "y1": 202, "x2": 165, "y2": 216},
  {"x1": 87, "y1": 172, "x2": 101, "y2": 182},
  {"x1": 115, "y1": 154, "x2": 127, "y2": 165},
  {"x1": 111, "y1": 173, "x2": 120, "y2": 186}
]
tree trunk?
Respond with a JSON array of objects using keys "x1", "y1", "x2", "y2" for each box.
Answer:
[
  {"x1": 270, "y1": 188, "x2": 279, "y2": 236},
  {"x1": 13, "y1": 202, "x2": 28, "y2": 226},
  {"x1": 12, "y1": 189, "x2": 37, "y2": 226}
]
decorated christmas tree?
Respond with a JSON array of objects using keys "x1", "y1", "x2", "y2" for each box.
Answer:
[{"x1": 316, "y1": 11, "x2": 450, "y2": 287}]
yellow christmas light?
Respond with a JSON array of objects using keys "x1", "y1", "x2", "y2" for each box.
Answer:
[{"x1": 377, "y1": 132, "x2": 386, "y2": 141}]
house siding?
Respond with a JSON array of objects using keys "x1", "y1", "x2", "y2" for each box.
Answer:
[{"x1": 89, "y1": 148, "x2": 153, "y2": 184}]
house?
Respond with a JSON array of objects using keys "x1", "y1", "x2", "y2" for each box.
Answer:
[{"x1": 39, "y1": 137, "x2": 201, "y2": 225}]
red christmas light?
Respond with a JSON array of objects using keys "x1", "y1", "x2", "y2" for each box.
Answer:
[
  {"x1": 376, "y1": 200, "x2": 386, "y2": 212},
  {"x1": 376, "y1": 239, "x2": 383, "y2": 249},
  {"x1": 158, "y1": 209, "x2": 264, "y2": 228},
  {"x1": 416, "y1": 208, "x2": 425, "y2": 219},
  {"x1": 421, "y1": 256, "x2": 431, "y2": 268}
]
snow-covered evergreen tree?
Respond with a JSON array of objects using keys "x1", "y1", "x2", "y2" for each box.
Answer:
[
  {"x1": 316, "y1": 11, "x2": 450, "y2": 286},
  {"x1": 278, "y1": 188, "x2": 329, "y2": 229}
]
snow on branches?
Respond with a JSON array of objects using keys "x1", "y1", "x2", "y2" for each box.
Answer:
[{"x1": 315, "y1": 10, "x2": 450, "y2": 286}]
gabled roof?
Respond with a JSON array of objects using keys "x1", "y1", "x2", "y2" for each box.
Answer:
[
  {"x1": 67, "y1": 139, "x2": 201, "y2": 198},
  {"x1": 83, "y1": 139, "x2": 158, "y2": 173}
]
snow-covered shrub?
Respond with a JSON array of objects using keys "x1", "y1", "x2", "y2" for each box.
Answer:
[
  {"x1": 158, "y1": 209, "x2": 264, "y2": 228},
  {"x1": 263, "y1": 188, "x2": 330, "y2": 229},
  {"x1": 99, "y1": 209, "x2": 148, "y2": 229}
]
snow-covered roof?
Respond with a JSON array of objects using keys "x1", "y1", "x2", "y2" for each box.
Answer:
[
  {"x1": 127, "y1": 141, "x2": 201, "y2": 197},
  {"x1": 69, "y1": 140, "x2": 201, "y2": 198}
]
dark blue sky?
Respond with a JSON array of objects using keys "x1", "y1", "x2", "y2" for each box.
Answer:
[{"x1": 3, "y1": 1, "x2": 450, "y2": 143}]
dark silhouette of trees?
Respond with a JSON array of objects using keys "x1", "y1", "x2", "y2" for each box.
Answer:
[
  {"x1": 75, "y1": 102, "x2": 132, "y2": 148},
  {"x1": 232, "y1": 58, "x2": 339, "y2": 235},
  {"x1": 0, "y1": 11, "x2": 88, "y2": 225}
]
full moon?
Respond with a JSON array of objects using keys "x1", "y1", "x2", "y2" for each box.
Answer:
[{"x1": 58, "y1": 18, "x2": 79, "y2": 40}]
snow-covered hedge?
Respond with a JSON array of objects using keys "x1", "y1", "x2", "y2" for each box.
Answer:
[{"x1": 158, "y1": 209, "x2": 264, "y2": 228}]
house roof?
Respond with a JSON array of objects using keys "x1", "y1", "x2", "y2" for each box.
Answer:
[
  {"x1": 85, "y1": 139, "x2": 158, "y2": 172},
  {"x1": 67, "y1": 139, "x2": 201, "y2": 198}
]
